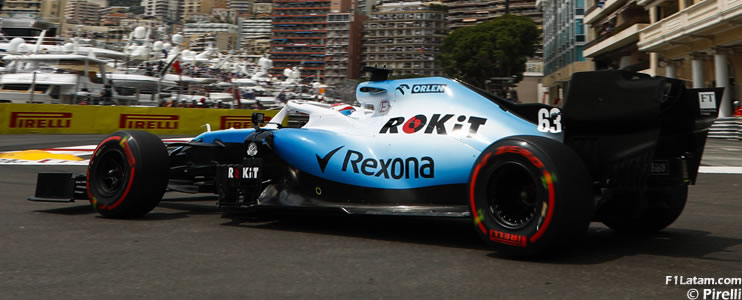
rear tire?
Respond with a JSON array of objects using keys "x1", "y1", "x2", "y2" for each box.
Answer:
[
  {"x1": 468, "y1": 136, "x2": 594, "y2": 257},
  {"x1": 603, "y1": 184, "x2": 688, "y2": 233},
  {"x1": 87, "y1": 130, "x2": 169, "y2": 218}
]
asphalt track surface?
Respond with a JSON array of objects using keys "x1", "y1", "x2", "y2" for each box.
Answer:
[{"x1": 1, "y1": 135, "x2": 741, "y2": 299}]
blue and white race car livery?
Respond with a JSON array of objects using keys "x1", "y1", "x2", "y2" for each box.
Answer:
[{"x1": 31, "y1": 67, "x2": 722, "y2": 257}]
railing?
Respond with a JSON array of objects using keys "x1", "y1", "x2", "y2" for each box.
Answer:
[
  {"x1": 638, "y1": 0, "x2": 742, "y2": 50},
  {"x1": 584, "y1": 20, "x2": 641, "y2": 50}
]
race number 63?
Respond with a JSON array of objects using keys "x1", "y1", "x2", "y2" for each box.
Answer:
[{"x1": 537, "y1": 108, "x2": 562, "y2": 133}]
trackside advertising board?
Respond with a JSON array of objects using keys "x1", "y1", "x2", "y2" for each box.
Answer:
[{"x1": 0, "y1": 104, "x2": 279, "y2": 135}]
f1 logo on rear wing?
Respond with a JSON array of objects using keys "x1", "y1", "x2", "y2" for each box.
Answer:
[
  {"x1": 691, "y1": 88, "x2": 723, "y2": 116},
  {"x1": 698, "y1": 91, "x2": 717, "y2": 114}
]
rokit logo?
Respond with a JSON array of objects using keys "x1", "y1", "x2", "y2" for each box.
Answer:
[
  {"x1": 316, "y1": 146, "x2": 435, "y2": 179},
  {"x1": 220, "y1": 115, "x2": 273, "y2": 129},
  {"x1": 9, "y1": 112, "x2": 72, "y2": 128},
  {"x1": 379, "y1": 114, "x2": 487, "y2": 136},
  {"x1": 396, "y1": 84, "x2": 447, "y2": 95},
  {"x1": 119, "y1": 114, "x2": 178, "y2": 129},
  {"x1": 226, "y1": 166, "x2": 260, "y2": 179}
]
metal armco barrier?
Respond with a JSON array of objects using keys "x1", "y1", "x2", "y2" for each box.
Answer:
[{"x1": 0, "y1": 104, "x2": 280, "y2": 135}]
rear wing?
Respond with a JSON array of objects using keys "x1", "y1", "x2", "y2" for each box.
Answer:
[{"x1": 562, "y1": 70, "x2": 721, "y2": 188}]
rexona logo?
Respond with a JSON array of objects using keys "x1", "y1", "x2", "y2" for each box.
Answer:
[
  {"x1": 317, "y1": 146, "x2": 435, "y2": 179},
  {"x1": 9, "y1": 112, "x2": 72, "y2": 128},
  {"x1": 220, "y1": 115, "x2": 273, "y2": 129},
  {"x1": 379, "y1": 114, "x2": 487, "y2": 136},
  {"x1": 119, "y1": 114, "x2": 178, "y2": 129},
  {"x1": 396, "y1": 84, "x2": 447, "y2": 95}
]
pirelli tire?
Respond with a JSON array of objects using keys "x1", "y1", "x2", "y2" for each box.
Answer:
[
  {"x1": 87, "y1": 130, "x2": 169, "y2": 218},
  {"x1": 602, "y1": 184, "x2": 688, "y2": 233},
  {"x1": 469, "y1": 136, "x2": 594, "y2": 257}
]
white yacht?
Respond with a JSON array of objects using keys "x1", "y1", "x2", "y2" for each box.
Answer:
[{"x1": 0, "y1": 54, "x2": 111, "y2": 104}]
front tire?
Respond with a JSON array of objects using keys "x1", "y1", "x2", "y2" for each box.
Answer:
[
  {"x1": 87, "y1": 130, "x2": 169, "y2": 218},
  {"x1": 469, "y1": 136, "x2": 594, "y2": 257}
]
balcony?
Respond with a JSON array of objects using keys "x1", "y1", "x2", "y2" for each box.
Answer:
[
  {"x1": 638, "y1": 0, "x2": 742, "y2": 53},
  {"x1": 585, "y1": 0, "x2": 624, "y2": 24},
  {"x1": 584, "y1": 23, "x2": 648, "y2": 57}
]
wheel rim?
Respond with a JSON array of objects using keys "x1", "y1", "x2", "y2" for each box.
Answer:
[
  {"x1": 93, "y1": 148, "x2": 129, "y2": 198},
  {"x1": 487, "y1": 162, "x2": 540, "y2": 230}
]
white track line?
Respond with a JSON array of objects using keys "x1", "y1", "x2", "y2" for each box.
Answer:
[{"x1": 698, "y1": 166, "x2": 742, "y2": 174}]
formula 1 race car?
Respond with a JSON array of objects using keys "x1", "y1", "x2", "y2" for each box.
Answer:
[{"x1": 31, "y1": 68, "x2": 721, "y2": 257}]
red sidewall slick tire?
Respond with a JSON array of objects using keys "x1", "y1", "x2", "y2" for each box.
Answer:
[
  {"x1": 469, "y1": 136, "x2": 593, "y2": 257},
  {"x1": 87, "y1": 130, "x2": 169, "y2": 218}
]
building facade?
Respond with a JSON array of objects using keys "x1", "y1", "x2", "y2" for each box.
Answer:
[
  {"x1": 1, "y1": 0, "x2": 42, "y2": 17},
  {"x1": 87, "y1": 0, "x2": 108, "y2": 6},
  {"x1": 637, "y1": 0, "x2": 742, "y2": 118},
  {"x1": 182, "y1": 0, "x2": 231, "y2": 23},
  {"x1": 231, "y1": 0, "x2": 252, "y2": 15},
  {"x1": 445, "y1": 0, "x2": 542, "y2": 30},
  {"x1": 357, "y1": 0, "x2": 378, "y2": 15},
  {"x1": 582, "y1": 0, "x2": 649, "y2": 72},
  {"x1": 238, "y1": 18, "x2": 271, "y2": 55},
  {"x1": 361, "y1": 2, "x2": 448, "y2": 77},
  {"x1": 65, "y1": 0, "x2": 102, "y2": 25},
  {"x1": 270, "y1": 0, "x2": 332, "y2": 79},
  {"x1": 40, "y1": 0, "x2": 67, "y2": 32},
  {"x1": 539, "y1": 0, "x2": 590, "y2": 104},
  {"x1": 183, "y1": 22, "x2": 240, "y2": 51},
  {"x1": 142, "y1": 0, "x2": 181, "y2": 23},
  {"x1": 325, "y1": 12, "x2": 365, "y2": 83},
  {"x1": 253, "y1": 0, "x2": 272, "y2": 15}
]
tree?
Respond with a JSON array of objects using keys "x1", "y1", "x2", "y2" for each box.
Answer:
[{"x1": 438, "y1": 14, "x2": 540, "y2": 88}]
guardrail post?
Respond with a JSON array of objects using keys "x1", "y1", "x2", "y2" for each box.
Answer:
[{"x1": 30, "y1": 71, "x2": 37, "y2": 103}]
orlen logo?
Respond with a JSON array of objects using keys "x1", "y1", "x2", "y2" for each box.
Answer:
[
  {"x1": 412, "y1": 84, "x2": 446, "y2": 94},
  {"x1": 119, "y1": 114, "x2": 178, "y2": 130},
  {"x1": 9, "y1": 112, "x2": 72, "y2": 128},
  {"x1": 220, "y1": 115, "x2": 273, "y2": 129},
  {"x1": 379, "y1": 114, "x2": 487, "y2": 136},
  {"x1": 396, "y1": 84, "x2": 447, "y2": 95}
]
